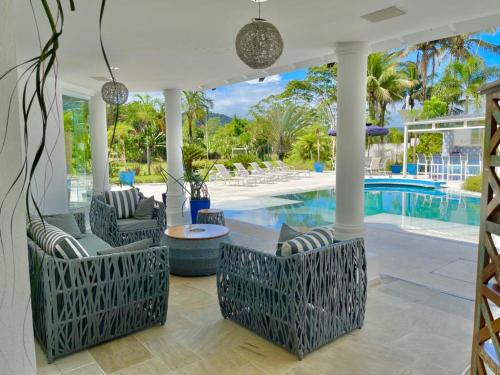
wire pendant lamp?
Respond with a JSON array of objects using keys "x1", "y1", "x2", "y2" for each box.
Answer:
[{"x1": 235, "y1": 1, "x2": 283, "y2": 69}]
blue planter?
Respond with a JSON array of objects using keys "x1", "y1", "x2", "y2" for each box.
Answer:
[
  {"x1": 119, "y1": 171, "x2": 135, "y2": 186},
  {"x1": 190, "y1": 199, "x2": 210, "y2": 224},
  {"x1": 313, "y1": 162, "x2": 325, "y2": 173},
  {"x1": 407, "y1": 163, "x2": 417, "y2": 175},
  {"x1": 390, "y1": 165, "x2": 403, "y2": 174}
]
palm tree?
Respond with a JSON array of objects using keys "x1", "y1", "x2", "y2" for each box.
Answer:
[
  {"x1": 405, "y1": 41, "x2": 441, "y2": 100},
  {"x1": 126, "y1": 94, "x2": 164, "y2": 174},
  {"x1": 440, "y1": 56, "x2": 500, "y2": 113},
  {"x1": 263, "y1": 103, "x2": 310, "y2": 160},
  {"x1": 182, "y1": 91, "x2": 213, "y2": 140},
  {"x1": 399, "y1": 61, "x2": 422, "y2": 110},
  {"x1": 367, "y1": 52, "x2": 410, "y2": 126},
  {"x1": 440, "y1": 32, "x2": 500, "y2": 62}
]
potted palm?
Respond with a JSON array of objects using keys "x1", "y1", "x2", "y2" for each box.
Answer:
[{"x1": 161, "y1": 144, "x2": 217, "y2": 224}]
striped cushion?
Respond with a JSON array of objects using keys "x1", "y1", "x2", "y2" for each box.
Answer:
[
  {"x1": 28, "y1": 218, "x2": 89, "y2": 259},
  {"x1": 276, "y1": 227, "x2": 336, "y2": 256},
  {"x1": 104, "y1": 189, "x2": 140, "y2": 219}
]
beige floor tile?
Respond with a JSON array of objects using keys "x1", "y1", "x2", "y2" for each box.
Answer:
[
  {"x1": 62, "y1": 363, "x2": 106, "y2": 375},
  {"x1": 89, "y1": 336, "x2": 152, "y2": 374},
  {"x1": 54, "y1": 351, "x2": 96, "y2": 373},
  {"x1": 109, "y1": 357, "x2": 172, "y2": 375},
  {"x1": 141, "y1": 335, "x2": 202, "y2": 372},
  {"x1": 37, "y1": 366, "x2": 62, "y2": 375}
]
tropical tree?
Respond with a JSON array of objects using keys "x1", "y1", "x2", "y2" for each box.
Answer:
[
  {"x1": 399, "y1": 61, "x2": 422, "y2": 110},
  {"x1": 290, "y1": 125, "x2": 331, "y2": 162},
  {"x1": 253, "y1": 102, "x2": 311, "y2": 160},
  {"x1": 438, "y1": 56, "x2": 500, "y2": 113},
  {"x1": 125, "y1": 94, "x2": 165, "y2": 174},
  {"x1": 366, "y1": 52, "x2": 409, "y2": 126},
  {"x1": 182, "y1": 91, "x2": 213, "y2": 140},
  {"x1": 280, "y1": 64, "x2": 337, "y2": 127},
  {"x1": 440, "y1": 32, "x2": 500, "y2": 62},
  {"x1": 405, "y1": 40, "x2": 441, "y2": 100},
  {"x1": 107, "y1": 122, "x2": 134, "y2": 166}
]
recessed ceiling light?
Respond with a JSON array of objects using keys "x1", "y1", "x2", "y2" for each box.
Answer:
[
  {"x1": 251, "y1": 0, "x2": 269, "y2": 3},
  {"x1": 361, "y1": 6, "x2": 406, "y2": 23},
  {"x1": 110, "y1": 66, "x2": 120, "y2": 70}
]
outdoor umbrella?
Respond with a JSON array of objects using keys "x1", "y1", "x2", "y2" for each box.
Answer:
[{"x1": 327, "y1": 123, "x2": 389, "y2": 137}]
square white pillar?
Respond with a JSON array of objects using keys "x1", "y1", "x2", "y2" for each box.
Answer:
[{"x1": 89, "y1": 94, "x2": 110, "y2": 194}]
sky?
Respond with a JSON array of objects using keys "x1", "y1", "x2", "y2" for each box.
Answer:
[{"x1": 132, "y1": 28, "x2": 499, "y2": 126}]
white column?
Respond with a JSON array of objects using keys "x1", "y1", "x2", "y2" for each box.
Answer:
[
  {"x1": 164, "y1": 89, "x2": 185, "y2": 225},
  {"x1": 334, "y1": 42, "x2": 369, "y2": 240},
  {"x1": 403, "y1": 124, "x2": 408, "y2": 177},
  {"x1": 0, "y1": 0, "x2": 36, "y2": 372},
  {"x1": 89, "y1": 94, "x2": 109, "y2": 194}
]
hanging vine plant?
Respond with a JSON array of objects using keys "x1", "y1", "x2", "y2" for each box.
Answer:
[{"x1": 0, "y1": 1, "x2": 124, "y2": 370}]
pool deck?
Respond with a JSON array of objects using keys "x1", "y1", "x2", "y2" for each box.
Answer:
[{"x1": 136, "y1": 171, "x2": 479, "y2": 300}]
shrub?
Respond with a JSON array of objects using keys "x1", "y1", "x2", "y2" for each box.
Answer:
[
  {"x1": 230, "y1": 153, "x2": 258, "y2": 168},
  {"x1": 463, "y1": 175, "x2": 482, "y2": 193}
]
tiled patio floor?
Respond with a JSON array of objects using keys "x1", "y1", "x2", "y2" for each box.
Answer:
[{"x1": 36, "y1": 274, "x2": 473, "y2": 375}]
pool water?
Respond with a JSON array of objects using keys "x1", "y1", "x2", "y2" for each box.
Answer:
[{"x1": 224, "y1": 187, "x2": 481, "y2": 230}]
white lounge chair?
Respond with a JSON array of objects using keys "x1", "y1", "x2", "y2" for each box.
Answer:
[
  {"x1": 276, "y1": 161, "x2": 311, "y2": 177},
  {"x1": 262, "y1": 161, "x2": 292, "y2": 179},
  {"x1": 366, "y1": 157, "x2": 383, "y2": 175},
  {"x1": 465, "y1": 152, "x2": 481, "y2": 178},
  {"x1": 430, "y1": 154, "x2": 445, "y2": 180},
  {"x1": 214, "y1": 164, "x2": 252, "y2": 186},
  {"x1": 232, "y1": 163, "x2": 265, "y2": 184},
  {"x1": 249, "y1": 162, "x2": 282, "y2": 181},
  {"x1": 447, "y1": 154, "x2": 463, "y2": 181},
  {"x1": 416, "y1": 153, "x2": 428, "y2": 177}
]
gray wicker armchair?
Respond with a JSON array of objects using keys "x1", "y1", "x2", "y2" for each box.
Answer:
[
  {"x1": 217, "y1": 238, "x2": 367, "y2": 360},
  {"x1": 28, "y1": 213, "x2": 169, "y2": 363},
  {"x1": 90, "y1": 194, "x2": 166, "y2": 246}
]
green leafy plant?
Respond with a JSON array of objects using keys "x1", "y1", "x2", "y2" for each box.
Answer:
[{"x1": 463, "y1": 174, "x2": 482, "y2": 192}]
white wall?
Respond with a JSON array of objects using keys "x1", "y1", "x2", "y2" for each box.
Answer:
[
  {"x1": 0, "y1": 0, "x2": 36, "y2": 373},
  {"x1": 23, "y1": 76, "x2": 69, "y2": 215}
]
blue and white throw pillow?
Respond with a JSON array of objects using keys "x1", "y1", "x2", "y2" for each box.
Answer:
[
  {"x1": 104, "y1": 188, "x2": 140, "y2": 219},
  {"x1": 28, "y1": 218, "x2": 89, "y2": 259},
  {"x1": 276, "y1": 227, "x2": 336, "y2": 256}
]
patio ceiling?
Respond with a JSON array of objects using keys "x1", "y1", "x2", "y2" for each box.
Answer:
[{"x1": 14, "y1": 0, "x2": 500, "y2": 91}]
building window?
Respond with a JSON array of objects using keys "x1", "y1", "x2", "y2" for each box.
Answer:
[{"x1": 63, "y1": 95, "x2": 93, "y2": 208}]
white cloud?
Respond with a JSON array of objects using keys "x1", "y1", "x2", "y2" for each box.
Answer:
[
  {"x1": 206, "y1": 75, "x2": 286, "y2": 117},
  {"x1": 245, "y1": 74, "x2": 282, "y2": 85}
]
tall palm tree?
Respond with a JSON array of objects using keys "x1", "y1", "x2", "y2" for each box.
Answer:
[
  {"x1": 182, "y1": 91, "x2": 213, "y2": 140},
  {"x1": 367, "y1": 52, "x2": 410, "y2": 126},
  {"x1": 399, "y1": 61, "x2": 422, "y2": 110},
  {"x1": 405, "y1": 41, "x2": 441, "y2": 100},
  {"x1": 440, "y1": 32, "x2": 500, "y2": 62},
  {"x1": 263, "y1": 103, "x2": 310, "y2": 160},
  {"x1": 440, "y1": 56, "x2": 500, "y2": 113}
]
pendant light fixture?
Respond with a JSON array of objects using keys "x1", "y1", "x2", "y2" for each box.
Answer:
[{"x1": 235, "y1": 0, "x2": 284, "y2": 70}]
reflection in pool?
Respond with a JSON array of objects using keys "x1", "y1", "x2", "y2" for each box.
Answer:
[{"x1": 224, "y1": 187, "x2": 481, "y2": 230}]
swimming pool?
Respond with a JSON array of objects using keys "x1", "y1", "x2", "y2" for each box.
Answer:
[{"x1": 224, "y1": 187, "x2": 481, "y2": 230}]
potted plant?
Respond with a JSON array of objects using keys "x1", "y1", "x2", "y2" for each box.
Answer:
[{"x1": 161, "y1": 144, "x2": 218, "y2": 224}]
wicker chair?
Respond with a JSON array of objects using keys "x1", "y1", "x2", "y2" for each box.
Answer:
[
  {"x1": 28, "y1": 213, "x2": 170, "y2": 363},
  {"x1": 90, "y1": 193, "x2": 167, "y2": 246},
  {"x1": 217, "y1": 238, "x2": 367, "y2": 360}
]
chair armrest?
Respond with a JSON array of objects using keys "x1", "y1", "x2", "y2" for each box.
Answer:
[
  {"x1": 152, "y1": 200, "x2": 167, "y2": 229},
  {"x1": 89, "y1": 196, "x2": 118, "y2": 236},
  {"x1": 72, "y1": 212, "x2": 86, "y2": 234}
]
